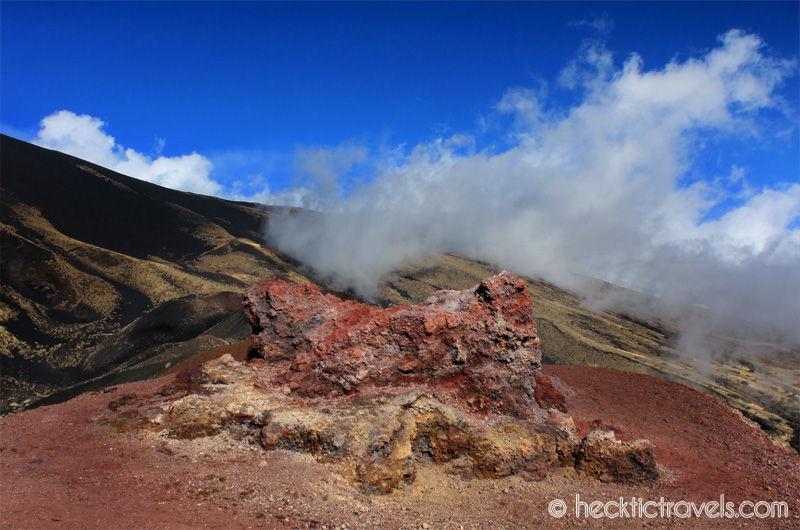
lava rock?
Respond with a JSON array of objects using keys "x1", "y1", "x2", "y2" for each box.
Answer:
[{"x1": 243, "y1": 271, "x2": 542, "y2": 417}]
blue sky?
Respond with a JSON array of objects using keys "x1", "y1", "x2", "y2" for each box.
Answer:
[
  {"x1": 2, "y1": 2, "x2": 797, "y2": 196},
  {"x1": 2, "y1": 2, "x2": 800, "y2": 338}
]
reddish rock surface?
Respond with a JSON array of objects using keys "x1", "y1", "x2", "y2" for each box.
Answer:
[
  {"x1": 233, "y1": 274, "x2": 659, "y2": 492},
  {"x1": 533, "y1": 373, "x2": 572, "y2": 412},
  {"x1": 243, "y1": 271, "x2": 542, "y2": 417}
]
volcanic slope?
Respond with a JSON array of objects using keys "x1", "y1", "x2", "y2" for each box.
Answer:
[
  {"x1": 0, "y1": 134, "x2": 317, "y2": 413},
  {"x1": 1, "y1": 134, "x2": 797, "y2": 452}
]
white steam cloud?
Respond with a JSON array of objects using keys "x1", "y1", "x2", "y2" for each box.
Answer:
[{"x1": 268, "y1": 30, "x2": 800, "y2": 343}]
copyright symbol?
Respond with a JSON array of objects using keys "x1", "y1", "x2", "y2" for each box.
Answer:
[{"x1": 548, "y1": 499, "x2": 567, "y2": 518}]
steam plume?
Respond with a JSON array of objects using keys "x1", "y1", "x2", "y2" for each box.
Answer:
[{"x1": 268, "y1": 30, "x2": 799, "y2": 347}]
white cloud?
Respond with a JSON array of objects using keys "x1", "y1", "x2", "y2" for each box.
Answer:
[
  {"x1": 227, "y1": 179, "x2": 316, "y2": 208},
  {"x1": 558, "y1": 39, "x2": 615, "y2": 91},
  {"x1": 268, "y1": 30, "x2": 800, "y2": 343},
  {"x1": 293, "y1": 143, "x2": 368, "y2": 199},
  {"x1": 695, "y1": 184, "x2": 800, "y2": 260},
  {"x1": 34, "y1": 110, "x2": 221, "y2": 196},
  {"x1": 31, "y1": 110, "x2": 316, "y2": 207},
  {"x1": 25, "y1": 31, "x2": 799, "y2": 347},
  {"x1": 568, "y1": 13, "x2": 615, "y2": 38}
]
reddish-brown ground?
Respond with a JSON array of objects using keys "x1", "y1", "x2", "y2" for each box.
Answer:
[{"x1": 2, "y1": 364, "x2": 798, "y2": 530}]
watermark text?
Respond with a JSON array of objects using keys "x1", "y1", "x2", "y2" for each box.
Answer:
[{"x1": 547, "y1": 495, "x2": 788, "y2": 520}]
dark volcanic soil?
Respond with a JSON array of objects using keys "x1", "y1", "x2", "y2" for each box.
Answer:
[{"x1": 1, "y1": 364, "x2": 798, "y2": 530}]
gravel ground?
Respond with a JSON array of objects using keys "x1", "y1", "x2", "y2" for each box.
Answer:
[{"x1": 2, "y1": 365, "x2": 797, "y2": 530}]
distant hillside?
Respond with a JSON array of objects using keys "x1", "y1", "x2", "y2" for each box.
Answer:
[
  {"x1": 1, "y1": 134, "x2": 796, "y2": 452},
  {"x1": 1, "y1": 135, "x2": 316, "y2": 411}
]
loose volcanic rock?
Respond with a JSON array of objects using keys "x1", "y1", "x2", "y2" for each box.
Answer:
[
  {"x1": 243, "y1": 271, "x2": 542, "y2": 417},
  {"x1": 576, "y1": 430, "x2": 661, "y2": 484}
]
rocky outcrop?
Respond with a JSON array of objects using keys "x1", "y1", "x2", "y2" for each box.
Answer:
[
  {"x1": 99, "y1": 354, "x2": 660, "y2": 493},
  {"x1": 243, "y1": 271, "x2": 542, "y2": 417},
  {"x1": 96, "y1": 273, "x2": 662, "y2": 493}
]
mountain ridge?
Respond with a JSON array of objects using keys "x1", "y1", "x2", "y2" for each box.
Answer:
[{"x1": 1, "y1": 134, "x2": 316, "y2": 412}]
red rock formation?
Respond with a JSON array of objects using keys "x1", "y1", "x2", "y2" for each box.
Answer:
[
  {"x1": 243, "y1": 271, "x2": 542, "y2": 417},
  {"x1": 534, "y1": 373, "x2": 572, "y2": 412},
  {"x1": 230, "y1": 273, "x2": 662, "y2": 491}
]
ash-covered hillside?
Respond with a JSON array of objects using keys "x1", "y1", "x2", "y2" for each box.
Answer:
[{"x1": 1, "y1": 134, "x2": 315, "y2": 412}]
